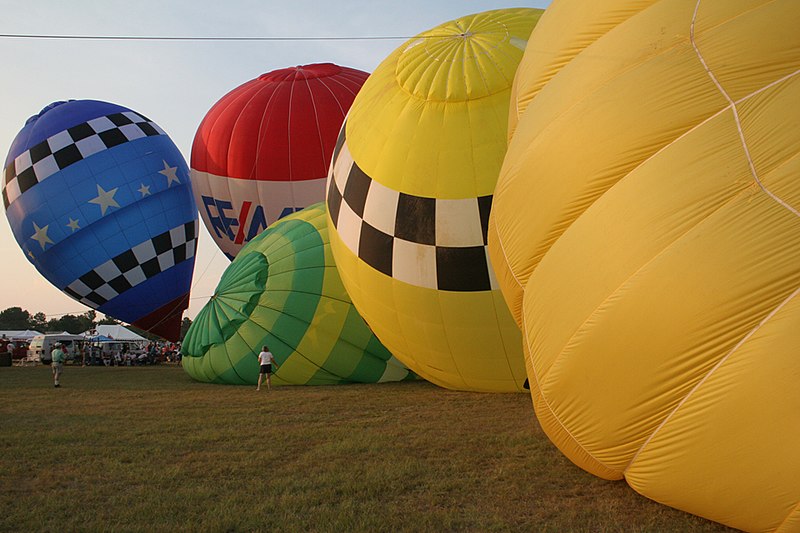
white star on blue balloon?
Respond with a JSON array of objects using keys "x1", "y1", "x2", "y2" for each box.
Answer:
[
  {"x1": 159, "y1": 160, "x2": 180, "y2": 187},
  {"x1": 89, "y1": 184, "x2": 120, "y2": 215}
]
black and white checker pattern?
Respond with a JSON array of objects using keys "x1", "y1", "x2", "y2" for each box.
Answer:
[
  {"x1": 327, "y1": 126, "x2": 496, "y2": 292},
  {"x1": 63, "y1": 221, "x2": 197, "y2": 308},
  {"x1": 3, "y1": 111, "x2": 165, "y2": 208}
]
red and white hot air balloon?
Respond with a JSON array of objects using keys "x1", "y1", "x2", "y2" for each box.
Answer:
[{"x1": 191, "y1": 63, "x2": 369, "y2": 258}]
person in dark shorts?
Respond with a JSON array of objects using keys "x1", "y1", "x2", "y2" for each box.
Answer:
[{"x1": 257, "y1": 345, "x2": 278, "y2": 391}]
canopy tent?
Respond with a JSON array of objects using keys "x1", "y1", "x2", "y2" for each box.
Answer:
[
  {"x1": 0, "y1": 330, "x2": 43, "y2": 341},
  {"x1": 52, "y1": 332, "x2": 86, "y2": 340},
  {"x1": 84, "y1": 325, "x2": 147, "y2": 342}
]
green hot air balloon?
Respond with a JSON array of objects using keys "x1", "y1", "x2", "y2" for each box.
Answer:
[{"x1": 182, "y1": 202, "x2": 413, "y2": 385}]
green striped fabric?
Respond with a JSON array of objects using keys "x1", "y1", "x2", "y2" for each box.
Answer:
[{"x1": 182, "y1": 203, "x2": 414, "y2": 386}]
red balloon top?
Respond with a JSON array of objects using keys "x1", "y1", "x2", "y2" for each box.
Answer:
[
  {"x1": 257, "y1": 62, "x2": 347, "y2": 82},
  {"x1": 191, "y1": 63, "x2": 369, "y2": 182}
]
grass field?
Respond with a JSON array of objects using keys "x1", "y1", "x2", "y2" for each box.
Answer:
[{"x1": 0, "y1": 365, "x2": 738, "y2": 532}]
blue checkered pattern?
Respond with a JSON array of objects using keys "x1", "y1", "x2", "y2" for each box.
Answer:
[
  {"x1": 3, "y1": 111, "x2": 164, "y2": 208},
  {"x1": 64, "y1": 221, "x2": 197, "y2": 308}
]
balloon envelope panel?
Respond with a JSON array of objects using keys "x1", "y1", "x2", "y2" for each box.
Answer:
[
  {"x1": 181, "y1": 202, "x2": 412, "y2": 386},
  {"x1": 3, "y1": 100, "x2": 197, "y2": 340},
  {"x1": 490, "y1": 1, "x2": 800, "y2": 530},
  {"x1": 326, "y1": 8, "x2": 543, "y2": 392},
  {"x1": 191, "y1": 63, "x2": 368, "y2": 259}
]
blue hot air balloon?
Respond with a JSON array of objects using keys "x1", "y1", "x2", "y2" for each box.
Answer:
[{"x1": 3, "y1": 100, "x2": 198, "y2": 340}]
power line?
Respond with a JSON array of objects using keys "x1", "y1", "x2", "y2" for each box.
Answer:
[{"x1": 0, "y1": 33, "x2": 424, "y2": 42}]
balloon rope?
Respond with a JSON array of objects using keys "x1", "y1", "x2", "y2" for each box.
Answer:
[
  {"x1": 190, "y1": 240, "x2": 221, "y2": 293},
  {"x1": 689, "y1": 0, "x2": 799, "y2": 218},
  {"x1": 131, "y1": 237, "x2": 220, "y2": 339},
  {"x1": 626, "y1": 0, "x2": 800, "y2": 472}
]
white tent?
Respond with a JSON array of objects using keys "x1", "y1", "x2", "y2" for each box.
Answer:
[
  {"x1": 0, "y1": 330, "x2": 43, "y2": 341},
  {"x1": 85, "y1": 325, "x2": 147, "y2": 342}
]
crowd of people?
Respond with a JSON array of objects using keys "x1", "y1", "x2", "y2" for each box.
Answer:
[
  {"x1": 46, "y1": 341, "x2": 184, "y2": 387},
  {"x1": 82, "y1": 341, "x2": 182, "y2": 366},
  {"x1": 0, "y1": 335, "x2": 27, "y2": 359}
]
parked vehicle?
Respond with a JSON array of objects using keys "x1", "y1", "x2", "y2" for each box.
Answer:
[{"x1": 27, "y1": 333, "x2": 85, "y2": 364}]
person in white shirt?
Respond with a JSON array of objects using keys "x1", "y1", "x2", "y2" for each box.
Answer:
[{"x1": 256, "y1": 345, "x2": 278, "y2": 391}]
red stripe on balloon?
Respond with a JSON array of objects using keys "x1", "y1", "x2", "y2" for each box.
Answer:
[{"x1": 234, "y1": 201, "x2": 252, "y2": 244}]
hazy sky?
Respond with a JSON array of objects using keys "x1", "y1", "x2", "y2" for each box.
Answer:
[{"x1": 1, "y1": 0, "x2": 550, "y2": 322}]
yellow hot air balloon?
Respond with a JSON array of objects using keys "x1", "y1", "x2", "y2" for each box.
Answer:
[
  {"x1": 507, "y1": 0, "x2": 659, "y2": 142},
  {"x1": 489, "y1": 1, "x2": 800, "y2": 531},
  {"x1": 326, "y1": 8, "x2": 544, "y2": 392}
]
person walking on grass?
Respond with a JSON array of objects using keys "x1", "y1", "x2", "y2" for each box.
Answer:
[
  {"x1": 51, "y1": 342, "x2": 66, "y2": 388},
  {"x1": 256, "y1": 345, "x2": 278, "y2": 391}
]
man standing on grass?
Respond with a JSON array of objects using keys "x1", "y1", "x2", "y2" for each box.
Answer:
[{"x1": 51, "y1": 343, "x2": 66, "y2": 388}]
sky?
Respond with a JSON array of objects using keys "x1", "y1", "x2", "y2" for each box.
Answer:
[{"x1": 0, "y1": 0, "x2": 550, "y2": 323}]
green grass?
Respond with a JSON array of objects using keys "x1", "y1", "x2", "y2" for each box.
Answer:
[{"x1": 0, "y1": 366, "x2": 737, "y2": 532}]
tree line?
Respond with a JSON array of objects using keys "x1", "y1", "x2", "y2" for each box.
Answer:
[{"x1": 0, "y1": 306, "x2": 192, "y2": 341}]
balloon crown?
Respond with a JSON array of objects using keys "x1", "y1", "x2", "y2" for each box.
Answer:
[{"x1": 258, "y1": 63, "x2": 343, "y2": 83}]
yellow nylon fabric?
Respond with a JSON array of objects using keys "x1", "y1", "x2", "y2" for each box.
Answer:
[
  {"x1": 327, "y1": 8, "x2": 543, "y2": 392},
  {"x1": 490, "y1": 0, "x2": 800, "y2": 530},
  {"x1": 273, "y1": 235, "x2": 348, "y2": 385},
  {"x1": 626, "y1": 290, "x2": 800, "y2": 533},
  {"x1": 507, "y1": 0, "x2": 658, "y2": 140},
  {"x1": 328, "y1": 228, "x2": 524, "y2": 391}
]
